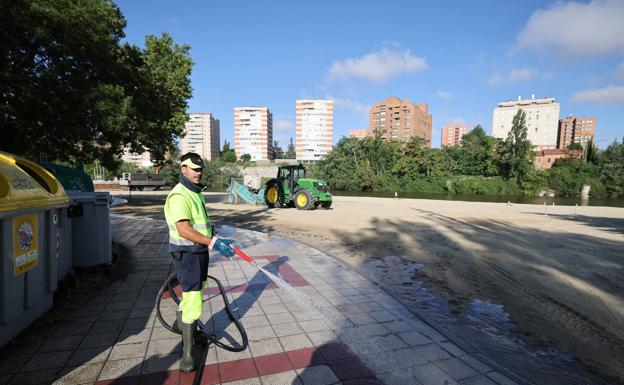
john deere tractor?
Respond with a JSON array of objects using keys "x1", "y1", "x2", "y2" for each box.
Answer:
[{"x1": 264, "y1": 164, "x2": 332, "y2": 210}]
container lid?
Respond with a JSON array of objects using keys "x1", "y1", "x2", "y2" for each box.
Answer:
[
  {"x1": 41, "y1": 162, "x2": 94, "y2": 192},
  {"x1": 68, "y1": 191, "x2": 111, "y2": 205},
  {"x1": 0, "y1": 151, "x2": 69, "y2": 213}
]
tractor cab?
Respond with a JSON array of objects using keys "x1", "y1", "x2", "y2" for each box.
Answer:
[
  {"x1": 278, "y1": 165, "x2": 305, "y2": 193},
  {"x1": 264, "y1": 164, "x2": 332, "y2": 210}
]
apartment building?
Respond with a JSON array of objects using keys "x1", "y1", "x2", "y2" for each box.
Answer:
[
  {"x1": 295, "y1": 100, "x2": 334, "y2": 161},
  {"x1": 234, "y1": 107, "x2": 273, "y2": 161},
  {"x1": 369, "y1": 96, "x2": 432, "y2": 146},
  {"x1": 349, "y1": 129, "x2": 369, "y2": 139},
  {"x1": 492, "y1": 95, "x2": 560, "y2": 149},
  {"x1": 180, "y1": 113, "x2": 221, "y2": 160},
  {"x1": 121, "y1": 147, "x2": 152, "y2": 168},
  {"x1": 558, "y1": 116, "x2": 596, "y2": 149},
  {"x1": 441, "y1": 124, "x2": 469, "y2": 147}
]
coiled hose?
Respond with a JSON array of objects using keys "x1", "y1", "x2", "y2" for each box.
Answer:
[{"x1": 155, "y1": 270, "x2": 249, "y2": 384}]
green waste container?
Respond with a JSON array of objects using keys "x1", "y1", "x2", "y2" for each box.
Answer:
[
  {"x1": 41, "y1": 162, "x2": 94, "y2": 192},
  {"x1": 0, "y1": 151, "x2": 69, "y2": 348}
]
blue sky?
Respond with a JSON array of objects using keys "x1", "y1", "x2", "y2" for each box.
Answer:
[{"x1": 116, "y1": 0, "x2": 624, "y2": 149}]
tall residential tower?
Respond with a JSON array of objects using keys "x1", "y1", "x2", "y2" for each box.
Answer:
[
  {"x1": 369, "y1": 96, "x2": 432, "y2": 146},
  {"x1": 295, "y1": 100, "x2": 334, "y2": 161},
  {"x1": 558, "y1": 116, "x2": 596, "y2": 149},
  {"x1": 441, "y1": 124, "x2": 469, "y2": 147},
  {"x1": 492, "y1": 95, "x2": 560, "y2": 149},
  {"x1": 180, "y1": 113, "x2": 221, "y2": 160},
  {"x1": 234, "y1": 107, "x2": 273, "y2": 161}
]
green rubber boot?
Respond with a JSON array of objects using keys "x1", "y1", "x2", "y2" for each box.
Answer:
[{"x1": 177, "y1": 311, "x2": 196, "y2": 372}]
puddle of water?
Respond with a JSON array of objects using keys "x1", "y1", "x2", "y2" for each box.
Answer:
[{"x1": 362, "y1": 256, "x2": 606, "y2": 385}]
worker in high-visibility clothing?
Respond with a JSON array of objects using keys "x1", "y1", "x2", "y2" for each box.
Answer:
[{"x1": 164, "y1": 152, "x2": 236, "y2": 372}]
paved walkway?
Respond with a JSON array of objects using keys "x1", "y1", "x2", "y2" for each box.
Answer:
[{"x1": 0, "y1": 215, "x2": 524, "y2": 385}]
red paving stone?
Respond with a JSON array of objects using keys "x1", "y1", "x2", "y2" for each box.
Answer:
[
  {"x1": 198, "y1": 365, "x2": 220, "y2": 385},
  {"x1": 162, "y1": 255, "x2": 309, "y2": 299},
  {"x1": 254, "y1": 352, "x2": 294, "y2": 375},
  {"x1": 95, "y1": 341, "x2": 375, "y2": 385},
  {"x1": 138, "y1": 371, "x2": 179, "y2": 385},
  {"x1": 330, "y1": 359, "x2": 376, "y2": 381},
  {"x1": 96, "y1": 377, "x2": 139, "y2": 385},
  {"x1": 218, "y1": 357, "x2": 259, "y2": 383},
  {"x1": 286, "y1": 346, "x2": 326, "y2": 369}
]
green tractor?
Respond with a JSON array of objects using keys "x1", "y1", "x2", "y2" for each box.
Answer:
[{"x1": 264, "y1": 164, "x2": 332, "y2": 210}]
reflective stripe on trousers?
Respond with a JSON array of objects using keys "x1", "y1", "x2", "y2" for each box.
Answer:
[{"x1": 178, "y1": 279, "x2": 209, "y2": 323}]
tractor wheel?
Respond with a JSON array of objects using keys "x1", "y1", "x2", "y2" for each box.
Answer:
[
  {"x1": 265, "y1": 182, "x2": 282, "y2": 208},
  {"x1": 321, "y1": 201, "x2": 332, "y2": 209},
  {"x1": 294, "y1": 190, "x2": 314, "y2": 210}
]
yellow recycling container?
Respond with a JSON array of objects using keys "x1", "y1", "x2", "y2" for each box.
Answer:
[{"x1": 0, "y1": 151, "x2": 70, "y2": 348}]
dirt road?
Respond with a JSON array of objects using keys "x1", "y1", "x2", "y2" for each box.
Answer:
[{"x1": 112, "y1": 192, "x2": 624, "y2": 382}]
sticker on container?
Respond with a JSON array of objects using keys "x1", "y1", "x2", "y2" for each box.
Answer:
[{"x1": 13, "y1": 213, "x2": 39, "y2": 276}]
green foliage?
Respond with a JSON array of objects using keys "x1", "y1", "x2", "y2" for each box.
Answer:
[
  {"x1": 160, "y1": 165, "x2": 180, "y2": 186},
  {"x1": 444, "y1": 176, "x2": 520, "y2": 195},
  {"x1": 240, "y1": 154, "x2": 252, "y2": 162},
  {"x1": 313, "y1": 126, "x2": 623, "y2": 198},
  {"x1": 585, "y1": 138, "x2": 599, "y2": 164},
  {"x1": 454, "y1": 125, "x2": 502, "y2": 176},
  {"x1": 220, "y1": 140, "x2": 237, "y2": 162},
  {"x1": 201, "y1": 160, "x2": 240, "y2": 188},
  {"x1": 118, "y1": 162, "x2": 140, "y2": 175},
  {"x1": 567, "y1": 143, "x2": 584, "y2": 151},
  {"x1": 599, "y1": 139, "x2": 624, "y2": 196},
  {"x1": 501, "y1": 110, "x2": 533, "y2": 182},
  {"x1": 0, "y1": 0, "x2": 192, "y2": 170},
  {"x1": 285, "y1": 138, "x2": 296, "y2": 159},
  {"x1": 272, "y1": 140, "x2": 284, "y2": 159},
  {"x1": 545, "y1": 158, "x2": 602, "y2": 197}
]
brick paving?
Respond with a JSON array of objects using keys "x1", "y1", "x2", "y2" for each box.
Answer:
[{"x1": 0, "y1": 214, "x2": 525, "y2": 385}]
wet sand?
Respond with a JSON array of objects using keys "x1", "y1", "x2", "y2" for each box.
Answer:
[{"x1": 112, "y1": 192, "x2": 624, "y2": 382}]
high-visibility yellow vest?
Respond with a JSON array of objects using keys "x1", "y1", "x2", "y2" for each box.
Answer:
[{"x1": 164, "y1": 183, "x2": 212, "y2": 251}]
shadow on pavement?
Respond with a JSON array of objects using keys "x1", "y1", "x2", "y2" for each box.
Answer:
[{"x1": 327, "y1": 208, "x2": 623, "y2": 384}]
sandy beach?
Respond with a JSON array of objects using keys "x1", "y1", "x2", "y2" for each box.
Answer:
[{"x1": 112, "y1": 192, "x2": 624, "y2": 382}]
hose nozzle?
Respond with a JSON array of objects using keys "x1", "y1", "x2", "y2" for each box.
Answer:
[{"x1": 232, "y1": 245, "x2": 257, "y2": 266}]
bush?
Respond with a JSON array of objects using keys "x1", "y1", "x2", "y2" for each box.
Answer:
[{"x1": 443, "y1": 176, "x2": 519, "y2": 195}]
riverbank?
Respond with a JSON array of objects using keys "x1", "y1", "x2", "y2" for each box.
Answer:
[{"x1": 112, "y1": 192, "x2": 624, "y2": 382}]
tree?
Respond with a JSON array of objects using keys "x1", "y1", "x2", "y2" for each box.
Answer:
[
  {"x1": 547, "y1": 158, "x2": 603, "y2": 197},
  {"x1": 501, "y1": 110, "x2": 533, "y2": 183},
  {"x1": 567, "y1": 143, "x2": 584, "y2": 151},
  {"x1": 599, "y1": 139, "x2": 624, "y2": 196},
  {"x1": 272, "y1": 140, "x2": 284, "y2": 159},
  {"x1": 454, "y1": 125, "x2": 502, "y2": 176},
  {"x1": 0, "y1": 1, "x2": 192, "y2": 170},
  {"x1": 220, "y1": 140, "x2": 236, "y2": 162},
  {"x1": 585, "y1": 138, "x2": 599, "y2": 164},
  {"x1": 133, "y1": 33, "x2": 193, "y2": 166},
  {"x1": 240, "y1": 154, "x2": 252, "y2": 162},
  {"x1": 285, "y1": 138, "x2": 296, "y2": 159}
]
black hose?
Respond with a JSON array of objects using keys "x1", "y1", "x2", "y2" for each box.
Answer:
[
  {"x1": 155, "y1": 271, "x2": 249, "y2": 385},
  {"x1": 155, "y1": 271, "x2": 249, "y2": 352}
]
